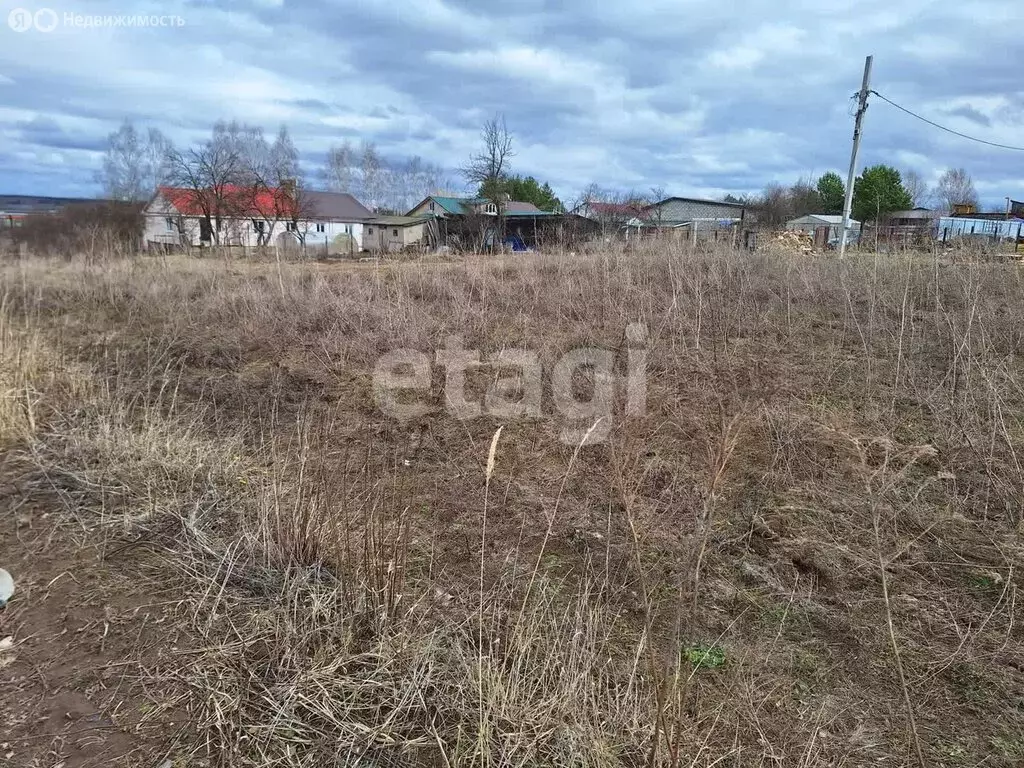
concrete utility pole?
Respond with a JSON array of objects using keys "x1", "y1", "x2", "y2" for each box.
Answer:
[{"x1": 839, "y1": 55, "x2": 873, "y2": 259}]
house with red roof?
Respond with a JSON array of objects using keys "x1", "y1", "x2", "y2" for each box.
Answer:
[
  {"x1": 143, "y1": 185, "x2": 373, "y2": 252},
  {"x1": 572, "y1": 200, "x2": 652, "y2": 236}
]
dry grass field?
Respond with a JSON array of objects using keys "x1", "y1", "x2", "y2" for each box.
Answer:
[{"x1": 1, "y1": 244, "x2": 1022, "y2": 767}]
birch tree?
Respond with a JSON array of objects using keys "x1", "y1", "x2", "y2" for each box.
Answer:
[
  {"x1": 98, "y1": 119, "x2": 172, "y2": 201},
  {"x1": 325, "y1": 140, "x2": 357, "y2": 195},
  {"x1": 934, "y1": 168, "x2": 978, "y2": 211}
]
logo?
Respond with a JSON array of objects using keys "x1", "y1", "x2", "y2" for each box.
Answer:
[
  {"x1": 34, "y1": 8, "x2": 58, "y2": 32},
  {"x1": 7, "y1": 7, "x2": 58, "y2": 32},
  {"x1": 7, "y1": 8, "x2": 33, "y2": 32}
]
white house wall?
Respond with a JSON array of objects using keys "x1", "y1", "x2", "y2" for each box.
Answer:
[
  {"x1": 299, "y1": 220, "x2": 364, "y2": 253},
  {"x1": 143, "y1": 211, "x2": 365, "y2": 252},
  {"x1": 143, "y1": 211, "x2": 202, "y2": 247}
]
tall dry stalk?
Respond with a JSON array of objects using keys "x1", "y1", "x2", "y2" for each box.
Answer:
[{"x1": 477, "y1": 425, "x2": 503, "y2": 766}]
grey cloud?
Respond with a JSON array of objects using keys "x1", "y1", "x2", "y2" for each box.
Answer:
[
  {"x1": 15, "y1": 116, "x2": 106, "y2": 152},
  {"x1": 282, "y1": 98, "x2": 334, "y2": 114},
  {"x1": 0, "y1": 0, "x2": 1022, "y2": 205},
  {"x1": 942, "y1": 106, "x2": 993, "y2": 127}
]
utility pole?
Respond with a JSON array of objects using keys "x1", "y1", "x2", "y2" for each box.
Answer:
[{"x1": 839, "y1": 55, "x2": 873, "y2": 259}]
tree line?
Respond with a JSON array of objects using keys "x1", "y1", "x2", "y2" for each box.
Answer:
[
  {"x1": 97, "y1": 115, "x2": 989, "y2": 240},
  {"x1": 98, "y1": 116, "x2": 563, "y2": 216},
  {"x1": 98, "y1": 119, "x2": 454, "y2": 217},
  {"x1": 736, "y1": 165, "x2": 982, "y2": 228}
]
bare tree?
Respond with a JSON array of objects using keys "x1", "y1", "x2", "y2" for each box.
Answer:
[
  {"x1": 268, "y1": 127, "x2": 320, "y2": 252},
  {"x1": 462, "y1": 115, "x2": 514, "y2": 197},
  {"x1": 395, "y1": 155, "x2": 448, "y2": 212},
  {"x1": 461, "y1": 115, "x2": 514, "y2": 247},
  {"x1": 647, "y1": 186, "x2": 666, "y2": 228},
  {"x1": 788, "y1": 177, "x2": 821, "y2": 218},
  {"x1": 933, "y1": 167, "x2": 978, "y2": 212},
  {"x1": 755, "y1": 182, "x2": 791, "y2": 229},
  {"x1": 573, "y1": 184, "x2": 649, "y2": 237},
  {"x1": 228, "y1": 123, "x2": 272, "y2": 244},
  {"x1": 325, "y1": 140, "x2": 357, "y2": 195},
  {"x1": 901, "y1": 169, "x2": 931, "y2": 208},
  {"x1": 750, "y1": 177, "x2": 823, "y2": 228},
  {"x1": 164, "y1": 124, "x2": 246, "y2": 246},
  {"x1": 246, "y1": 125, "x2": 301, "y2": 246},
  {"x1": 241, "y1": 127, "x2": 313, "y2": 258},
  {"x1": 359, "y1": 141, "x2": 386, "y2": 212},
  {"x1": 325, "y1": 141, "x2": 451, "y2": 213},
  {"x1": 216, "y1": 121, "x2": 283, "y2": 245},
  {"x1": 98, "y1": 119, "x2": 172, "y2": 201},
  {"x1": 283, "y1": 181, "x2": 320, "y2": 252}
]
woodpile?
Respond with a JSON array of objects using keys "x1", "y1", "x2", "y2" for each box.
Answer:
[{"x1": 769, "y1": 229, "x2": 814, "y2": 253}]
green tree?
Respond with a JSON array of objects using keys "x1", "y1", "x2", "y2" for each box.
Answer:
[
  {"x1": 816, "y1": 171, "x2": 845, "y2": 215},
  {"x1": 479, "y1": 174, "x2": 563, "y2": 212},
  {"x1": 852, "y1": 165, "x2": 912, "y2": 222}
]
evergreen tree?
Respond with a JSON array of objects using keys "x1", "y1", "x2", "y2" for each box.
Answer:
[
  {"x1": 816, "y1": 171, "x2": 845, "y2": 215},
  {"x1": 480, "y1": 174, "x2": 563, "y2": 212},
  {"x1": 852, "y1": 165, "x2": 912, "y2": 222}
]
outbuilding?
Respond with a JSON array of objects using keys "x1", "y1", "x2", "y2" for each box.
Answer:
[{"x1": 786, "y1": 214, "x2": 859, "y2": 242}]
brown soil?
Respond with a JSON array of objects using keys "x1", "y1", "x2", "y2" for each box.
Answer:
[{"x1": 0, "y1": 471, "x2": 191, "y2": 768}]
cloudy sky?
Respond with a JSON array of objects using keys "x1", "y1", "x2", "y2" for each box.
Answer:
[{"x1": 1, "y1": 0, "x2": 1022, "y2": 207}]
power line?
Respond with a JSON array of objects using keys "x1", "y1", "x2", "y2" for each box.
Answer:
[{"x1": 870, "y1": 90, "x2": 1024, "y2": 152}]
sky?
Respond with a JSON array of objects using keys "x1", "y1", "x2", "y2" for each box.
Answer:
[{"x1": 1, "y1": 0, "x2": 1023, "y2": 208}]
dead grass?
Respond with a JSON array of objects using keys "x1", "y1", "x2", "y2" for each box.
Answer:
[{"x1": 1, "y1": 243, "x2": 1023, "y2": 766}]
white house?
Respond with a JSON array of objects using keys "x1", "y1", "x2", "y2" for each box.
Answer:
[{"x1": 143, "y1": 186, "x2": 372, "y2": 253}]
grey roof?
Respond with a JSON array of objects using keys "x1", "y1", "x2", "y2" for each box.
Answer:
[
  {"x1": 656, "y1": 195, "x2": 746, "y2": 209},
  {"x1": 366, "y1": 215, "x2": 428, "y2": 227},
  {"x1": 790, "y1": 214, "x2": 846, "y2": 225},
  {"x1": 888, "y1": 208, "x2": 944, "y2": 219},
  {"x1": 305, "y1": 191, "x2": 373, "y2": 221},
  {"x1": 410, "y1": 196, "x2": 550, "y2": 217},
  {"x1": 506, "y1": 201, "x2": 543, "y2": 214}
]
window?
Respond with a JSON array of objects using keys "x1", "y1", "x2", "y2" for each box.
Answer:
[
  {"x1": 165, "y1": 217, "x2": 175, "y2": 231},
  {"x1": 485, "y1": 203, "x2": 497, "y2": 214},
  {"x1": 286, "y1": 221, "x2": 298, "y2": 232},
  {"x1": 316, "y1": 222, "x2": 325, "y2": 233},
  {"x1": 345, "y1": 224, "x2": 352, "y2": 234},
  {"x1": 252, "y1": 219, "x2": 265, "y2": 233},
  {"x1": 367, "y1": 227, "x2": 373, "y2": 234},
  {"x1": 429, "y1": 201, "x2": 435, "y2": 212},
  {"x1": 393, "y1": 229, "x2": 399, "y2": 236}
]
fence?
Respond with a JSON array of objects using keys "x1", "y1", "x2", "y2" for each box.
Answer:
[{"x1": 938, "y1": 217, "x2": 1024, "y2": 248}]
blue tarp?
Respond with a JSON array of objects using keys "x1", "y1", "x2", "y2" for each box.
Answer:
[{"x1": 504, "y1": 233, "x2": 528, "y2": 251}]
